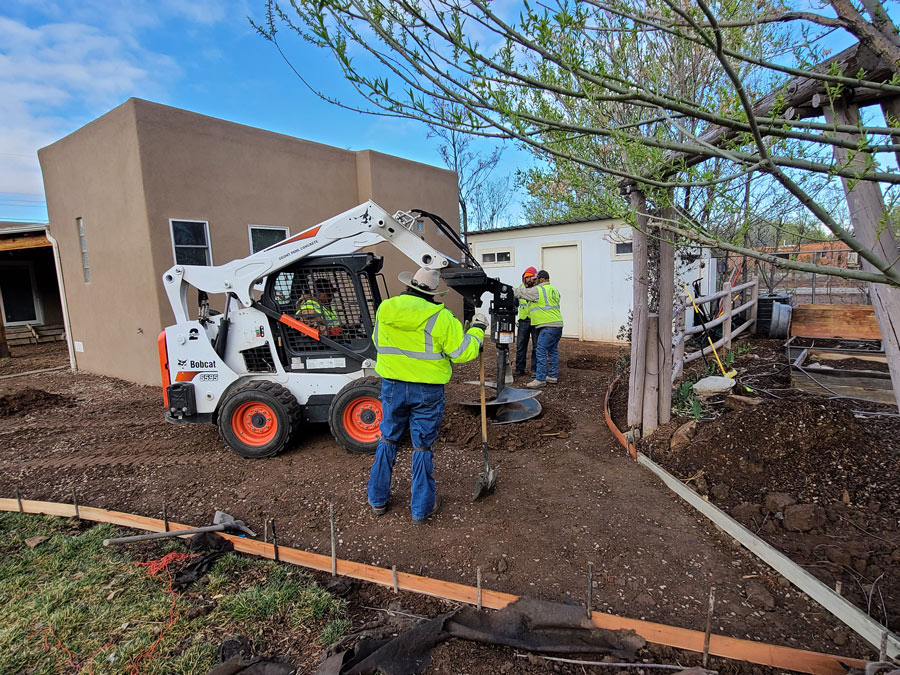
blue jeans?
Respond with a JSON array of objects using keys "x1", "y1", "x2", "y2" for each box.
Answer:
[
  {"x1": 535, "y1": 326, "x2": 563, "y2": 381},
  {"x1": 366, "y1": 379, "x2": 445, "y2": 519},
  {"x1": 515, "y1": 319, "x2": 536, "y2": 375}
]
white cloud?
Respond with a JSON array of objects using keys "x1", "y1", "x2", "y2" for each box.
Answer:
[{"x1": 0, "y1": 4, "x2": 226, "y2": 216}]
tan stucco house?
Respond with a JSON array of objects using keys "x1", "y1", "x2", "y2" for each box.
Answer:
[{"x1": 39, "y1": 98, "x2": 460, "y2": 386}]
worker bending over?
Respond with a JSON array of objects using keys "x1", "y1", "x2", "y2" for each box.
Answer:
[
  {"x1": 368, "y1": 268, "x2": 487, "y2": 524},
  {"x1": 514, "y1": 270, "x2": 563, "y2": 389},
  {"x1": 514, "y1": 266, "x2": 538, "y2": 378}
]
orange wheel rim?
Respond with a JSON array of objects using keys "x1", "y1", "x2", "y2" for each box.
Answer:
[
  {"x1": 232, "y1": 401, "x2": 278, "y2": 446},
  {"x1": 342, "y1": 396, "x2": 382, "y2": 443}
]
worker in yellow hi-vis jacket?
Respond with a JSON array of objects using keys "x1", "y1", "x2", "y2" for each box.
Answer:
[{"x1": 367, "y1": 267, "x2": 486, "y2": 524}]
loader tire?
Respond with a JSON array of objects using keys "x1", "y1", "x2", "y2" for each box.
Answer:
[
  {"x1": 329, "y1": 377, "x2": 382, "y2": 454},
  {"x1": 218, "y1": 381, "x2": 301, "y2": 459}
]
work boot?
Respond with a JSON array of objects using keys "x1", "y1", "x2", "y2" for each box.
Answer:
[
  {"x1": 412, "y1": 495, "x2": 442, "y2": 525},
  {"x1": 370, "y1": 501, "x2": 389, "y2": 516},
  {"x1": 546, "y1": 377, "x2": 558, "y2": 384},
  {"x1": 525, "y1": 379, "x2": 545, "y2": 389}
]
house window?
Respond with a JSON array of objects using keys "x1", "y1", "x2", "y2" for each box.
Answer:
[
  {"x1": 611, "y1": 237, "x2": 633, "y2": 261},
  {"x1": 77, "y1": 217, "x2": 90, "y2": 282},
  {"x1": 249, "y1": 225, "x2": 290, "y2": 254},
  {"x1": 480, "y1": 248, "x2": 514, "y2": 267},
  {"x1": 170, "y1": 219, "x2": 212, "y2": 265}
]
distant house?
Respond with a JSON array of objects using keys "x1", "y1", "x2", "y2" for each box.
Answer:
[
  {"x1": 468, "y1": 218, "x2": 714, "y2": 342},
  {"x1": 0, "y1": 222, "x2": 68, "y2": 347},
  {"x1": 39, "y1": 98, "x2": 460, "y2": 385}
]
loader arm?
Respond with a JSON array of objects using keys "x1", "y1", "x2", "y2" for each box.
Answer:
[{"x1": 163, "y1": 201, "x2": 459, "y2": 324}]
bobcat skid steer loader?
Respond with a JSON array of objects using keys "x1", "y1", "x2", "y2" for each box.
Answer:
[{"x1": 158, "y1": 201, "x2": 516, "y2": 458}]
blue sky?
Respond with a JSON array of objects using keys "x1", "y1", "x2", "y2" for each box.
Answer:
[{"x1": 0, "y1": 0, "x2": 526, "y2": 223}]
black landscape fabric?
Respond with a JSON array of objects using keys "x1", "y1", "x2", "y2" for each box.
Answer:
[{"x1": 315, "y1": 596, "x2": 645, "y2": 675}]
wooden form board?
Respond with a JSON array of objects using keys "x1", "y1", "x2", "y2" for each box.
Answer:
[
  {"x1": 0, "y1": 498, "x2": 869, "y2": 675},
  {"x1": 791, "y1": 304, "x2": 882, "y2": 340},
  {"x1": 0, "y1": 233, "x2": 51, "y2": 252}
]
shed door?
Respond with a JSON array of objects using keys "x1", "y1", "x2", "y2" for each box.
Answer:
[
  {"x1": 540, "y1": 244, "x2": 581, "y2": 339},
  {"x1": 0, "y1": 263, "x2": 42, "y2": 326}
]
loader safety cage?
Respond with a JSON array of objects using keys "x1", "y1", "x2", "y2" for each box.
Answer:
[{"x1": 257, "y1": 252, "x2": 383, "y2": 375}]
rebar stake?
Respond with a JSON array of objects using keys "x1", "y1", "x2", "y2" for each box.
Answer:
[
  {"x1": 702, "y1": 586, "x2": 716, "y2": 668},
  {"x1": 880, "y1": 631, "x2": 888, "y2": 662},
  {"x1": 71, "y1": 488, "x2": 80, "y2": 521},
  {"x1": 392, "y1": 565, "x2": 399, "y2": 594},
  {"x1": 270, "y1": 519, "x2": 279, "y2": 562},
  {"x1": 329, "y1": 503, "x2": 336, "y2": 576},
  {"x1": 587, "y1": 563, "x2": 594, "y2": 618},
  {"x1": 476, "y1": 567, "x2": 482, "y2": 611},
  {"x1": 163, "y1": 502, "x2": 169, "y2": 532},
  {"x1": 15, "y1": 487, "x2": 23, "y2": 513},
  {"x1": 264, "y1": 518, "x2": 269, "y2": 543}
]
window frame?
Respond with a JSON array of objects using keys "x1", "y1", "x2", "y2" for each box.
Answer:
[
  {"x1": 169, "y1": 218, "x2": 213, "y2": 266},
  {"x1": 610, "y1": 231, "x2": 634, "y2": 261},
  {"x1": 478, "y1": 246, "x2": 515, "y2": 268},
  {"x1": 248, "y1": 224, "x2": 290, "y2": 254},
  {"x1": 76, "y1": 216, "x2": 90, "y2": 283}
]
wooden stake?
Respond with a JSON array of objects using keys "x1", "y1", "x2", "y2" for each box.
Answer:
[
  {"x1": 270, "y1": 519, "x2": 279, "y2": 562},
  {"x1": 330, "y1": 503, "x2": 336, "y2": 576},
  {"x1": 71, "y1": 488, "x2": 79, "y2": 521},
  {"x1": 264, "y1": 518, "x2": 268, "y2": 543},
  {"x1": 476, "y1": 567, "x2": 482, "y2": 610},
  {"x1": 642, "y1": 315, "x2": 660, "y2": 435},
  {"x1": 587, "y1": 562, "x2": 594, "y2": 618},
  {"x1": 15, "y1": 487, "x2": 22, "y2": 513},
  {"x1": 703, "y1": 587, "x2": 716, "y2": 668},
  {"x1": 392, "y1": 565, "x2": 398, "y2": 594},
  {"x1": 835, "y1": 581, "x2": 842, "y2": 596}
]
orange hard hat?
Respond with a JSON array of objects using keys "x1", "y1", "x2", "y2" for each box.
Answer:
[{"x1": 522, "y1": 266, "x2": 538, "y2": 279}]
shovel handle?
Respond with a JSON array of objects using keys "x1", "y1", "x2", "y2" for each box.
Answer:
[{"x1": 479, "y1": 350, "x2": 488, "y2": 443}]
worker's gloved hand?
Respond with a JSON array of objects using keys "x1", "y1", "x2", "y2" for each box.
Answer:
[{"x1": 471, "y1": 312, "x2": 488, "y2": 331}]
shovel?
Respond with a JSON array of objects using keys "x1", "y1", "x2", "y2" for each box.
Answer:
[{"x1": 473, "y1": 350, "x2": 499, "y2": 500}]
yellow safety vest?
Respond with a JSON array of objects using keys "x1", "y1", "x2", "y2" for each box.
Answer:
[
  {"x1": 516, "y1": 284, "x2": 530, "y2": 321},
  {"x1": 528, "y1": 283, "x2": 562, "y2": 326},
  {"x1": 373, "y1": 294, "x2": 484, "y2": 384},
  {"x1": 296, "y1": 298, "x2": 339, "y2": 327}
]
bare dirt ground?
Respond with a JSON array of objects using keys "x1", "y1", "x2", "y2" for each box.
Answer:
[{"x1": 0, "y1": 339, "x2": 880, "y2": 671}]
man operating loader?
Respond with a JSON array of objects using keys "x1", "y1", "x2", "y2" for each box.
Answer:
[{"x1": 367, "y1": 267, "x2": 487, "y2": 524}]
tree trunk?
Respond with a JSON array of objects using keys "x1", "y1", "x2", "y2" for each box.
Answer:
[
  {"x1": 824, "y1": 101, "x2": 900, "y2": 409},
  {"x1": 657, "y1": 211, "x2": 674, "y2": 426},
  {"x1": 642, "y1": 314, "x2": 660, "y2": 435},
  {"x1": 627, "y1": 190, "x2": 650, "y2": 428}
]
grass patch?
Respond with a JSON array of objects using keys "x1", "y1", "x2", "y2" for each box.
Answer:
[{"x1": 0, "y1": 513, "x2": 353, "y2": 673}]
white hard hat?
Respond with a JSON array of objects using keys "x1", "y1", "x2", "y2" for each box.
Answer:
[{"x1": 398, "y1": 268, "x2": 448, "y2": 296}]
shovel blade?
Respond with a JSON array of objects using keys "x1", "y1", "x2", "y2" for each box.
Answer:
[{"x1": 473, "y1": 466, "x2": 499, "y2": 501}]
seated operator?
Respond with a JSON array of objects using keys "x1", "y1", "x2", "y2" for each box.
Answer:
[{"x1": 295, "y1": 278, "x2": 343, "y2": 337}]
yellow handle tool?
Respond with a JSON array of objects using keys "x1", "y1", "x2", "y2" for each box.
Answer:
[{"x1": 682, "y1": 282, "x2": 737, "y2": 379}]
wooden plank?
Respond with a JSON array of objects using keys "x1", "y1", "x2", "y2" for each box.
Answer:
[
  {"x1": 814, "y1": 352, "x2": 888, "y2": 365},
  {"x1": 0, "y1": 498, "x2": 872, "y2": 675},
  {"x1": 634, "y1": 457, "x2": 899, "y2": 659},
  {"x1": 790, "y1": 305, "x2": 882, "y2": 340},
  {"x1": 642, "y1": 315, "x2": 659, "y2": 435},
  {"x1": 0, "y1": 233, "x2": 51, "y2": 252}
]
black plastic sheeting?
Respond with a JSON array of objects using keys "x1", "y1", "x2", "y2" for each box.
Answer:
[{"x1": 316, "y1": 596, "x2": 645, "y2": 675}]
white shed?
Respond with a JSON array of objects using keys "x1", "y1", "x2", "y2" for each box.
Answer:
[{"x1": 468, "y1": 217, "x2": 714, "y2": 342}]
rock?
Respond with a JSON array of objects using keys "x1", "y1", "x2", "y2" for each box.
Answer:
[
  {"x1": 694, "y1": 476, "x2": 709, "y2": 496},
  {"x1": 724, "y1": 395, "x2": 763, "y2": 410},
  {"x1": 635, "y1": 592, "x2": 655, "y2": 606},
  {"x1": 615, "y1": 577, "x2": 627, "y2": 587},
  {"x1": 865, "y1": 564, "x2": 883, "y2": 578},
  {"x1": 497, "y1": 558, "x2": 508, "y2": 574},
  {"x1": 669, "y1": 421, "x2": 698, "y2": 451},
  {"x1": 745, "y1": 581, "x2": 776, "y2": 611},
  {"x1": 24, "y1": 535, "x2": 49, "y2": 548},
  {"x1": 832, "y1": 631, "x2": 848, "y2": 647},
  {"x1": 693, "y1": 376, "x2": 737, "y2": 399},
  {"x1": 762, "y1": 520, "x2": 778, "y2": 535},
  {"x1": 854, "y1": 558, "x2": 868, "y2": 574},
  {"x1": 499, "y1": 662, "x2": 515, "y2": 674},
  {"x1": 825, "y1": 547, "x2": 853, "y2": 567},
  {"x1": 731, "y1": 502, "x2": 762, "y2": 527},
  {"x1": 841, "y1": 489, "x2": 851, "y2": 504},
  {"x1": 777, "y1": 577, "x2": 790, "y2": 588},
  {"x1": 764, "y1": 492, "x2": 796, "y2": 515},
  {"x1": 710, "y1": 483, "x2": 730, "y2": 501},
  {"x1": 783, "y1": 503, "x2": 826, "y2": 532}
]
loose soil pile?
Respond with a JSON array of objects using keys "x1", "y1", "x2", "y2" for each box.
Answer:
[
  {"x1": 0, "y1": 388, "x2": 73, "y2": 418},
  {"x1": 633, "y1": 339, "x2": 900, "y2": 638}
]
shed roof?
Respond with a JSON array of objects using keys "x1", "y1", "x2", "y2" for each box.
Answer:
[
  {"x1": 0, "y1": 221, "x2": 48, "y2": 235},
  {"x1": 468, "y1": 213, "x2": 615, "y2": 236}
]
